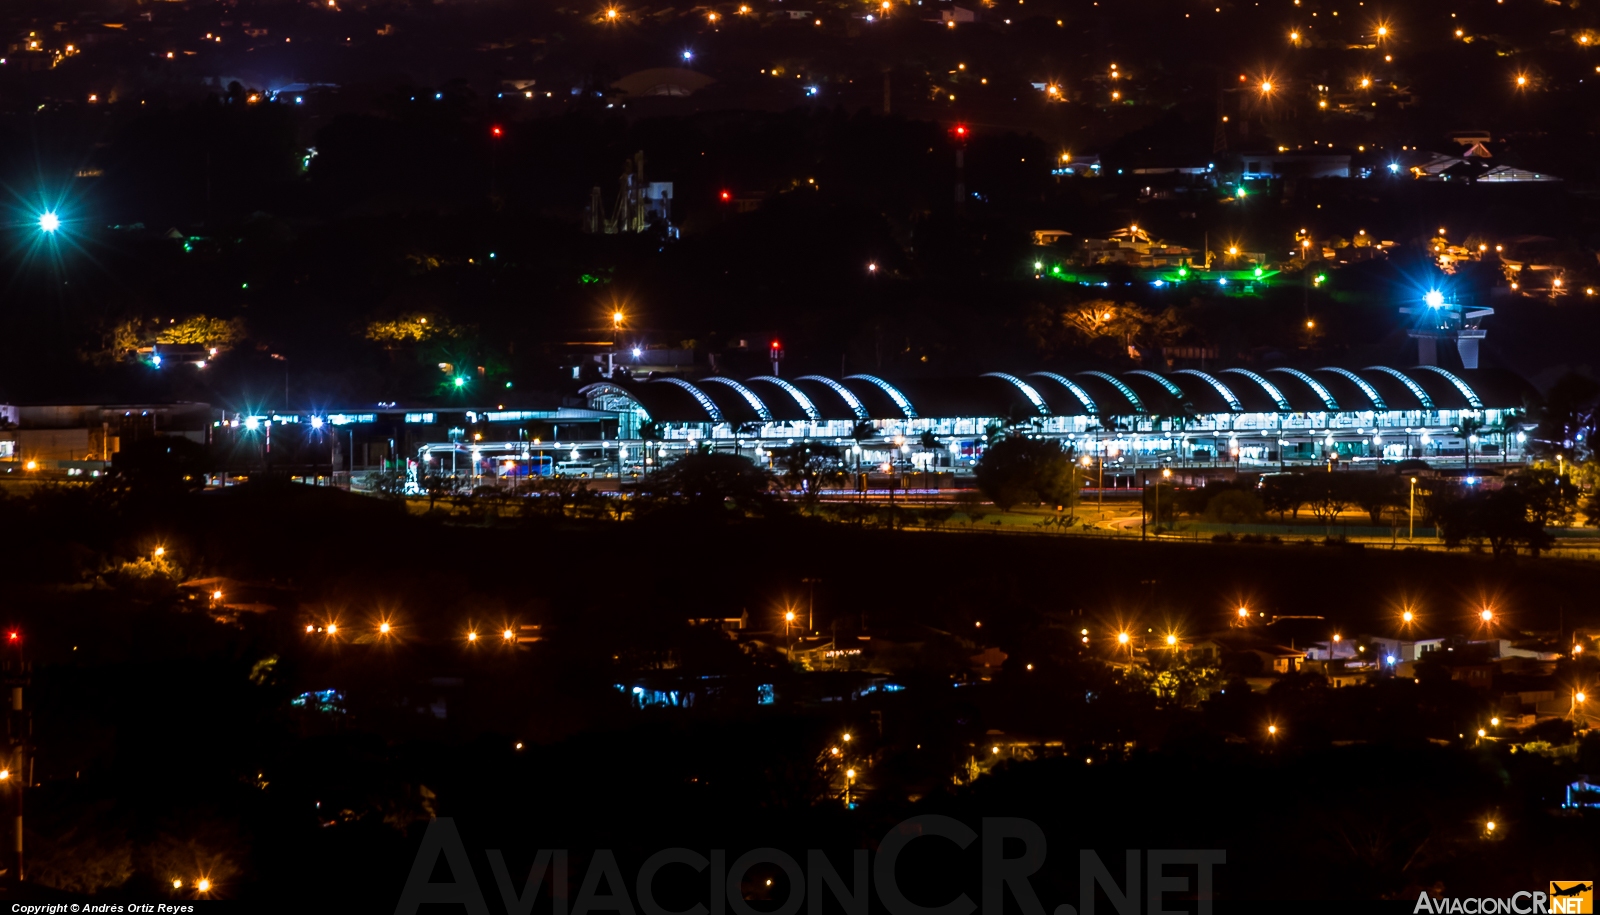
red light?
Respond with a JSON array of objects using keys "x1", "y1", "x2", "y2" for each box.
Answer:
[
  {"x1": 955, "y1": 125, "x2": 968, "y2": 136},
  {"x1": 771, "y1": 341, "x2": 780, "y2": 349},
  {"x1": 491, "y1": 125, "x2": 504, "y2": 137},
  {"x1": 720, "y1": 190, "x2": 731, "y2": 200},
  {"x1": 6, "y1": 632, "x2": 17, "y2": 642}
]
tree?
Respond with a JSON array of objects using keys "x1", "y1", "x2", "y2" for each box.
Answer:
[
  {"x1": 637, "y1": 453, "x2": 782, "y2": 520},
  {"x1": 1259, "y1": 473, "x2": 1308, "y2": 520},
  {"x1": 1506, "y1": 466, "x2": 1579, "y2": 528},
  {"x1": 156, "y1": 315, "x2": 247, "y2": 346},
  {"x1": 973, "y1": 436, "x2": 1078, "y2": 512},
  {"x1": 1458, "y1": 414, "x2": 1486, "y2": 469},
  {"x1": 776, "y1": 442, "x2": 845, "y2": 513},
  {"x1": 1350, "y1": 474, "x2": 1403, "y2": 525},
  {"x1": 1204, "y1": 489, "x2": 1264, "y2": 524},
  {"x1": 1303, "y1": 473, "x2": 1351, "y2": 526},
  {"x1": 1142, "y1": 482, "x2": 1178, "y2": 524},
  {"x1": 1529, "y1": 372, "x2": 1600, "y2": 461},
  {"x1": 1436, "y1": 488, "x2": 1553, "y2": 559}
]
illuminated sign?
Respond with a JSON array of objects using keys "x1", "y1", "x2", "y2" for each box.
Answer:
[
  {"x1": 405, "y1": 413, "x2": 437, "y2": 424},
  {"x1": 328, "y1": 414, "x2": 376, "y2": 426}
]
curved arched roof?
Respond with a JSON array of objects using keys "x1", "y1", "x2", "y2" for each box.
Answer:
[
  {"x1": 793, "y1": 376, "x2": 868, "y2": 421},
  {"x1": 581, "y1": 366, "x2": 1530, "y2": 425},
  {"x1": 746, "y1": 376, "x2": 819, "y2": 422},
  {"x1": 1167, "y1": 370, "x2": 1240, "y2": 413},
  {"x1": 1029, "y1": 372, "x2": 1099, "y2": 415},
  {"x1": 1269, "y1": 368, "x2": 1341, "y2": 411},
  {"x1": 1075, "y1": 371, "x2": 1145, "y2": 414}
]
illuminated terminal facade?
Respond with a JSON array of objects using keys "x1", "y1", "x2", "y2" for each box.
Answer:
[{"x1": 578, "y1": 365, "x2": 1535, "y2": 471}]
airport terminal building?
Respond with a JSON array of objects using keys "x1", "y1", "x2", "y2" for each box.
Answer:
[{"x1": 575, "y1": 365, "x2": 1535, "y2": 472}]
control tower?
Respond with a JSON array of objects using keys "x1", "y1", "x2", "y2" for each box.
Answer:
[{"x1": 1400, "y1": 290, "x2": 1493, "y2": 369}]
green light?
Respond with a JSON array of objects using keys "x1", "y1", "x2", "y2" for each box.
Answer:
[
  {"x1": 1178, "y1": 267, "x2": 1188, "y2": 277},
  {"x1": 241, "y1": 283, "x2": 248, "y2": 290},
  {"x1": 1253, "y1": 267, "x2": 1263, "y2": 278},
  {"x1": 505, "y1": 381, "x2": 513, "y2": 389},
  {"x1": 1052, "y1": 265, "x2": 1062, "y2": 274},
  {"x1": 454, "y1": 377, "x2": 466, "y2": 388},
  {"x1": 1315, "y1": 274, "x2": 1327, "y2": 285},
  {"x1": 1236, "y1": 186, "x2": 1247, "y2": 199}
]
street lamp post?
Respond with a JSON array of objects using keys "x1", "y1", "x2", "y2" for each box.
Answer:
[
  {"x1": 1409, "y1": 476, "x2": 1417, "y2": 540},
  {"x1": 802, "y1": 577, "x2": 820, "y2": 631}
]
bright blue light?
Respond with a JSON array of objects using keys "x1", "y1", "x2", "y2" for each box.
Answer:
[
  {"x1": 434, "y1": 92, "x2": 442, "y2": 100},
  {"x1": 1152, "y1": 280, "x2": 1164, "y2": 287},
  {"x1": 38, "y1": 212, "x2": 59, "y2": 233},
  {"x1": 682, "y1": 50, "x2": 693, "y2": 61},
  {"x1": 245, "y1": 417, "x2": 260, "y2": 431},
  {"x1": 295, "y1": 96, "x2": 304, "y2": 104},
  {"x1": 1387, "y1": 162, "x2": 1401, "y2": 174},
  {"x1": 1424, "y1": 290, "x2": 1445, "y2": 308},
  {"x1": 150, "y1": 354, "x2": 162, "y2": 368},
  {"x1": 310, "y1": 416, "x2": 324, "y2": 429},
  {"x1": 1387, "y1": 655, "x2": 1396, "y2": 664},
  {"x1": 805, "y1": 86, "x2": 819, "y2": 96}
]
